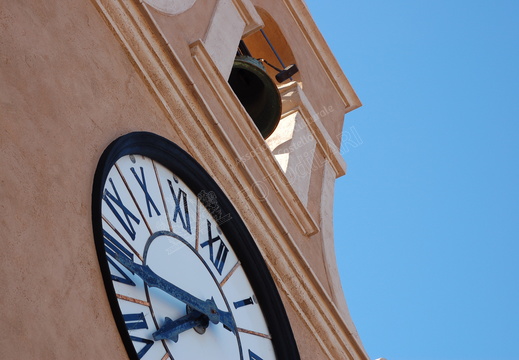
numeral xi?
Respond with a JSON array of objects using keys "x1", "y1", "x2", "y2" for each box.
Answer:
[{"x1": 168, "y1": 179, "x2": 192, "y2": 234}]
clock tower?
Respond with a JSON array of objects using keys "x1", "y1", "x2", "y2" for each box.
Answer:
[{"x1": 1, "y1": 1, "x2": 367, "y2": 359}]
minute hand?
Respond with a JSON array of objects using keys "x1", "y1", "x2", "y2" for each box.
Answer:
[{"x1": 113, "y1": 253, "x2": 234, "y2": 329}]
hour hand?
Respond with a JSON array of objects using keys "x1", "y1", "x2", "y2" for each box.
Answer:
[{"x1": 152, "y1": 312, "x2": 209, "y2": 342}]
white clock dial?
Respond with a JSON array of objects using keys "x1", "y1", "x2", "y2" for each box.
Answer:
[{"x1": 99, "y1": 154, "x2": 275, "y2": 360}]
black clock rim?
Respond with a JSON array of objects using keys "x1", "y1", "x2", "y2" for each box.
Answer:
[{"x1": 91, "y1": 131, "x2": 300, "y2": 360}]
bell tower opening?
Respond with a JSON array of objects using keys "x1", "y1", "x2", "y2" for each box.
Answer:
[{"x1": 228, "y1": 7, "x2": 299, "y2": 139}]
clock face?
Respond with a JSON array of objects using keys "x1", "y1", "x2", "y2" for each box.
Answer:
[{"x1": 92, "y1": 132, "x2": 299, "y2": 360}]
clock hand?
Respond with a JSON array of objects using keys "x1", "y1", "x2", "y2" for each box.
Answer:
[
  {"x1": 138, "y1": 263, "x2": 236, "y2": 332},
  {"x1": 152, "y1": 311, "x2": 209, "y2": 342},
  {"x1": 112, "y1": 251, "x2": 236, "y2": 332}
]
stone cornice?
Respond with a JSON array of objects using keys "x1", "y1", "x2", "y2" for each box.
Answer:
[{"x1": 91, "y1": 0, "x2": 368, "y2": 359}]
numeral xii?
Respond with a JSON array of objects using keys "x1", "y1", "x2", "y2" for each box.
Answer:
[
  {"x1": 167, "y1": 179, "x2": 192, "y2": 234},
  {"x1": 201, "y1": 220, "x2": 229, "y2": 275}
]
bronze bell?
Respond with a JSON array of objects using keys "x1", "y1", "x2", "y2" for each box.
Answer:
[{"x1": 228, "y1": 56, "x2": 282, "y2": 139}]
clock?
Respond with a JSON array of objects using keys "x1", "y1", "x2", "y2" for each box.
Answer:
[{"x1": 92, "y1": 132, "x2": 300, "y2": 360}]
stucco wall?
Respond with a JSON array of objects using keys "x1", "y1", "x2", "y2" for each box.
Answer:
[
  {"x1": 1, "y1": 1, "x2": 187, "y2": 358},
  {"x1": 1, "y1": 0, "x2": 365, "y2": 359}
]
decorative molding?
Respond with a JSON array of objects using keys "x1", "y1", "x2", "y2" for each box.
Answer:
[
  {"x1": 142, "y1": 0, "x2": 196, "y2": 15},
  {"x1": 91, "y1": 0, "x2": 368, "y2": 358},
  {"x1": 202, "y1": 0, "x2": 262, "y2": 79},
  {"x1": 282, "y1": 0, "x2": 361, "y2": 113},
  {"x1": 266, "y1": 110, "x2": 317, "y2": 206},
  {"x1": 203, "y1": 0, "x2": 246, "y2": 79},
  {"x1": 231, "y1": 0, "x2": 263, "y2": 37},
  {"x1": 190, "y1": 40, "x2": 319, "y2": 237},
  {"x1": 278, "y1": 81, "x2": 347, "y2": 177}
]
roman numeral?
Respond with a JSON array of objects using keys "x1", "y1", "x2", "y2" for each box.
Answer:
[
  {"x1": 124, "y1": 313, "x2": 154, "y2": 359},
  {"x1": 233, "y1": 296, "x2": 255, "y2": 309},
  {"x1": 104, "y1": 178, "x2": 140, "y2": 240},
  {"x1": 129, "y1": 336, "x2": 154, "y2": 359},
  {"x1": 167, "y1": 179, "x2": 192, "y2": 234},
  {"x1": 123, "y1": 312, "x2": 149, "y2": 331},
  {"x1": 104, "y1": 230, "x2": 135, "y2": 286},
  {"x1": 248, "y1": 350, "x2": 264, "y2": 360},
  {"x1": 131, "y1": 166, "x2": 161, "y2": 218},
  {"x1": 200, "y1": 220, "x2": 229, "y2": 275}
]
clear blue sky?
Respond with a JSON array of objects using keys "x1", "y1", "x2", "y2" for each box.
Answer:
[{"x1": 305, "y1": 1, "x2": 519, "y2": 360}]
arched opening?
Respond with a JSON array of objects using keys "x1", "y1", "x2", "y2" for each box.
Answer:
[
  {"x1": 241, "y1": 8, "x2": 300, "y2": 84},
  {"x1": 228, "y1": 7, "x2": 299, "y2": 139}
]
